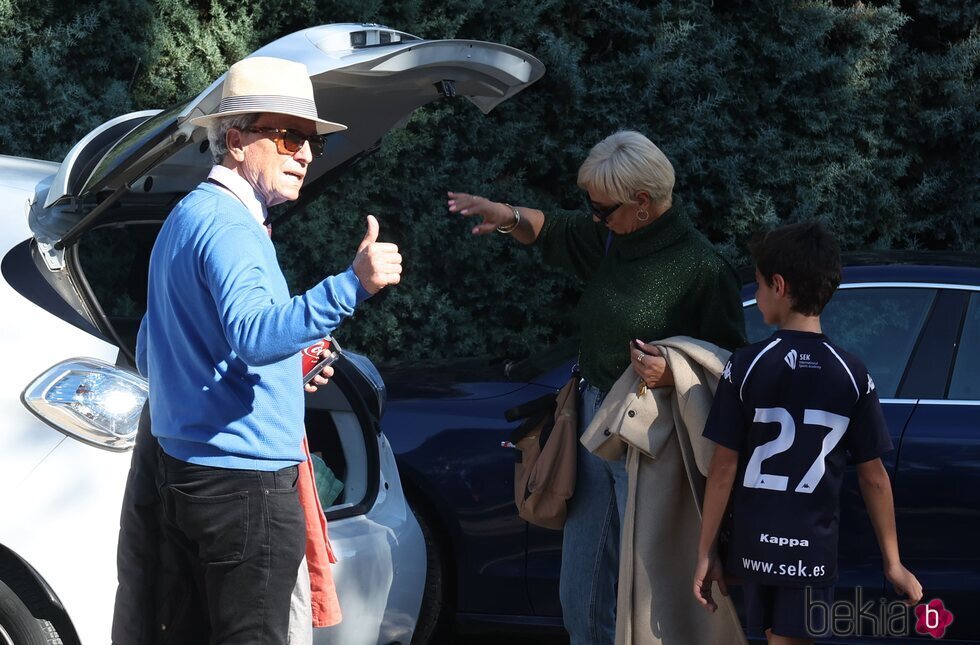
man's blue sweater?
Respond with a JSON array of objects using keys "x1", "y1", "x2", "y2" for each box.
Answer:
[{"x1": 136, "y1": 182, "x2": 369, "y2": 470}]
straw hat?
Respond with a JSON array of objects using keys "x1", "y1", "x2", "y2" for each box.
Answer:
[{"x1": 189, "y1": 57, "x2": 347, "y2": 135}]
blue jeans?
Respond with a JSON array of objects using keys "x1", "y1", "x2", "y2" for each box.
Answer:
[{"x1": 559, "y1": 383, "x2": 629, "y2": 645}]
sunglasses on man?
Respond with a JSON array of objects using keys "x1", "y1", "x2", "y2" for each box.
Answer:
[
  {"x1": 244, "y1": 127, "x2": 327, "y2": 158},
  {"x1": 583, "y1": 194, "x2": 623, "y2": 222}
]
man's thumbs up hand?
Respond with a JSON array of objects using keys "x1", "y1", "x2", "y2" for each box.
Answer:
[{"x1": 353, "y1": 215, "x2": 402, "y2": 294}]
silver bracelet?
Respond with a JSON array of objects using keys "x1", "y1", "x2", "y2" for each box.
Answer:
[{"x1": 496, "y1": 203, "x2": 521, "y2": 234}]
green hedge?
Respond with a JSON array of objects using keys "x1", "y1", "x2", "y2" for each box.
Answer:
[{"x1": 3, "y1": 1, "x2": 978, "y2": 361}]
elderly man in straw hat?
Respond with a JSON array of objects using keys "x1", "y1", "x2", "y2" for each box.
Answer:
[{"x1": 128, "y1": 56, "x2": 402, "y2": 643}]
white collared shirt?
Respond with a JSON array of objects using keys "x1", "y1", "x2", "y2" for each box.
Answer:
[{"x1": 207, "y1": 165, "x2": 269, "y2": 229}]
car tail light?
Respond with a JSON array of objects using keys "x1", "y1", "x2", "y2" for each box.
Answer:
[{"x1": 22, "y1": 358, "x2": 148, "y2": 451}]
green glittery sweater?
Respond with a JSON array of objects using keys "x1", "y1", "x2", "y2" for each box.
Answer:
[{"x1": 535, "y1": 208, "x2": 747, "y2": 393}]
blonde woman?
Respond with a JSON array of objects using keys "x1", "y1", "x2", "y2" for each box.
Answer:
[{"x1": 449, "y1": 130, "x2": 745, "y2": 644}]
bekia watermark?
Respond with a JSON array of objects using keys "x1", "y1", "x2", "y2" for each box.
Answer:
[
  {"x1": 806, "y1": 587, "x2": 954, "y2": 638},
  {"x1": 915, "y1": 599, "x2": 954, "y2": 639}
]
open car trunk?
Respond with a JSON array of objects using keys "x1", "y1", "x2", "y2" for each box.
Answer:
[
  {"x1": 20, "y1": 22, "x2": 544, "y2": 521},
  {"x1": 19, "y1": 20, "x2": 542, "y2": 506}
]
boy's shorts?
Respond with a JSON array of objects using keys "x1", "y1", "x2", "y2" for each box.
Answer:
[{"x1": 743, "y1": 582, "x2": 834, "y2": 639}]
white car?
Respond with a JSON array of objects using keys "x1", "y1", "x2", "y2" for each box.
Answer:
[{"x1": 0, "y1": 23, "x2": 543, "y2": 645}]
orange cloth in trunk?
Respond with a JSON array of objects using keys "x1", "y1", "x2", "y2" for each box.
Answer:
[{"x1": 298, "y1": 436, "x2": 342, "y2": 627}]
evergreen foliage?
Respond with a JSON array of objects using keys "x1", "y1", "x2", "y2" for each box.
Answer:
[
  {"x1": 3, "y1": 1, "x2": 978, "y2": 361},
  {"x1": 0, "y1": 0, "x2": 152, "y2": 158}
]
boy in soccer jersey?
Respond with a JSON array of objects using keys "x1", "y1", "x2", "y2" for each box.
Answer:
[{"x1": 691, "y1": 222, "x2": 923, "y2": 644}]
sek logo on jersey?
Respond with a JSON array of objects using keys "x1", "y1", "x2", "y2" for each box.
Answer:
[
  {"x1": 760, "y1": 532, "x2": 810, "y2": 548},
  {"x1": 784, "y1": 349, "x2": 798, "y2": 369},
  {"x1": 867, "y1": 373, "x2": 876, "y2": 394},
  {"x1": 722, "y1": 360, "x2": 733, "y2": 383},
  {"x1": 784, "y1": 348, "x2": 821, "y2": 371}
]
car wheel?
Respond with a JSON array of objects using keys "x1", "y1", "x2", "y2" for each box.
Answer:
[
  {"x1": 0, "y1": 579, "x2": 59, "y2": 645},
  {"x1": 411, "y1": 506, "x2": 453, "y2": 645}
]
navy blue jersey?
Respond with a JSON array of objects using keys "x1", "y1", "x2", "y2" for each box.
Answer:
[{"x1": 703, "y1": 329, "x2": 892, "y2": 586}]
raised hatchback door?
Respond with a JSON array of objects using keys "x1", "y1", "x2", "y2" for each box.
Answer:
[{"x1": 30, "y1": 23, "x2": 544, "y2": 249}]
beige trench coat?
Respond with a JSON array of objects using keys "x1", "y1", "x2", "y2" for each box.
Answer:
[{"x1": 581, "y1": 336, "x2": 747, "y2": 645}]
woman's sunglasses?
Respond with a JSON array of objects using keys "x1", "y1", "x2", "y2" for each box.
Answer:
[
  {"x1": 244, "y1": 127, "x2": 326, "y2": 158},
  {"x1": 583, "y1": 194, "x2": 623, "y2": 222}
]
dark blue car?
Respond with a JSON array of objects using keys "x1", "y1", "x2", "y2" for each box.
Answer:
[{"x1": 382, "y1": 253, "x2": 980, "y2": 643}]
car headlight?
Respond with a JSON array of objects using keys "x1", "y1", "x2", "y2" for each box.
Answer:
[{"x1": 22, "y1": 358, "x2": 148, "y2": 451}]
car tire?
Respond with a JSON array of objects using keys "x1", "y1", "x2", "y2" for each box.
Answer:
[
  {"x1": 0, "y1": 579, "x2": 59, "y2": 645},
  {"x1": 410, "y1": 506, "x2": 452, "y2": 645}
]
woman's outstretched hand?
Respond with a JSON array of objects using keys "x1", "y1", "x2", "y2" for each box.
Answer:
[{"x1": 447, "y1": 192, "x2": 514, "y2": 235}]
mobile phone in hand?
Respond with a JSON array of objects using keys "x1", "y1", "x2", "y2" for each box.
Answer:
[
  {"x1": 631, "y1": 339, "x2": 647, "y2": 355},
  {"x1": 302, "y1": 338, "x2": 342, "y2": 385}
]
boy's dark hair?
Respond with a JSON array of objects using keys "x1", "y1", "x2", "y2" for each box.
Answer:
[{"x1": 749, "y1": 222, "x2": 842, "y2": 316}]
